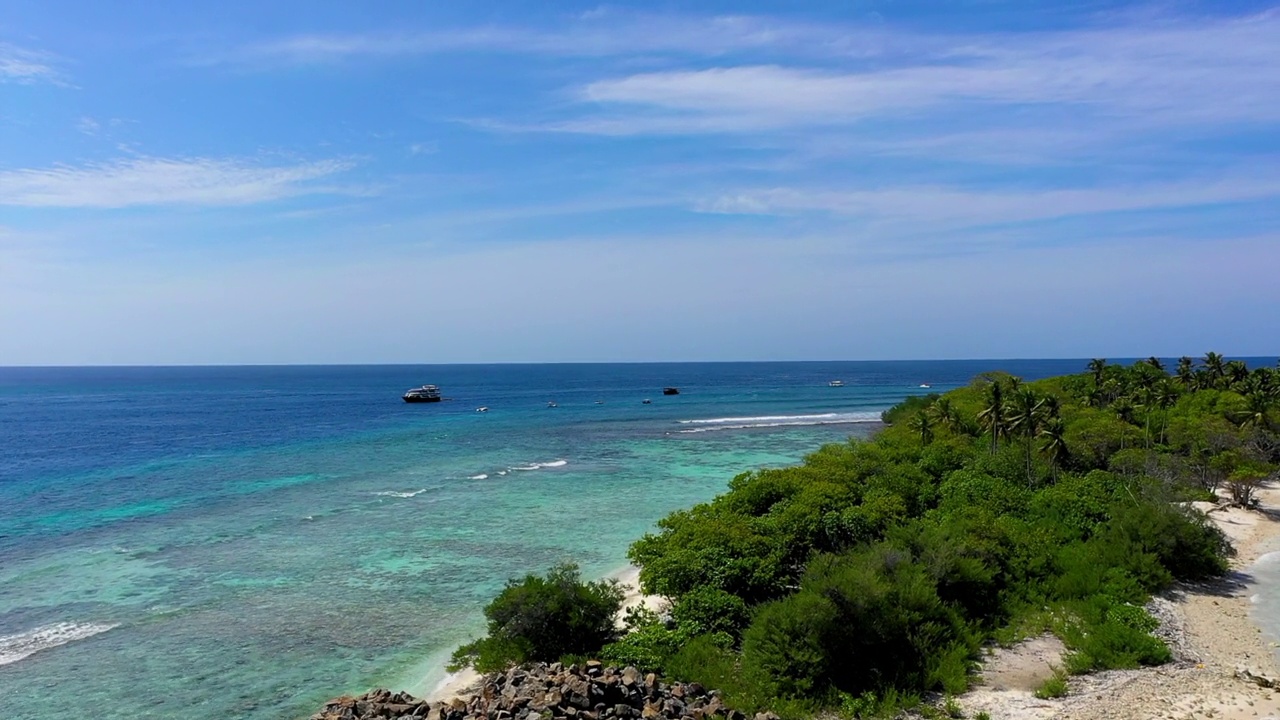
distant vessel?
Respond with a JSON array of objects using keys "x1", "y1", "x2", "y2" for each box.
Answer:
[
  {"x1": 547, "y1": 401, "x2": 558, "y2": 408},
  {"x1": 663, "y1": 387, "x2": 680, "y2": 395},
  {"x1": 919, "y1": 384, "x2": 931, "y2": 388},
  {"x1": 642, "y1": 399, "x2": 652, "y2": 404},
  {"x1": 476, "y1": 406, "x2": 489, "y2": 412},
  {"x1": 402, "y1": 385, "x2": 442, "y2": 403},
  {"x1": 829, "y1": 380, "x2": 845, "y2": 387}
]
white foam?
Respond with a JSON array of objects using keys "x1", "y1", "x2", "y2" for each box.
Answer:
[
  {"x1": 675, "y1": 412, "x2": 883, "y2": 434},
  {"x1": 509, "y1": 460, "x2": 568, "y2": 472},
  {"x1": 679, "y1": 413, "x2": 845, "y2": 425},
  {"x1": 373, "y1": 488, "x2": 429, "y2": 498},
  {"x1": 467, "y1": 474, "x2": 489, "y2": 480},
  {"x1": 0, "y1": 622, "x2": 119, "y2": 666}
]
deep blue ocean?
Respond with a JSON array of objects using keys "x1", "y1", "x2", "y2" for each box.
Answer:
[{"x1": 0, "y1": 360, "x2": 1087, "y2": 719}]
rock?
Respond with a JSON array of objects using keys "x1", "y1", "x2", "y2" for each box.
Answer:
[{"x1": 311, "y1": 663, "x2": 751, "y2": 720}]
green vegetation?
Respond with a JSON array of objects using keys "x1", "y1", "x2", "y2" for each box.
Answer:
[
  {"x1": 449, "y1": 563, "x2": 624, "y2": 673},
  {"x1": 453, "y1": 355, "x2": 1280, "y2": 716},
  {"x1": 1034, "y1": 671, "x2": 1068, "y2": 700}
]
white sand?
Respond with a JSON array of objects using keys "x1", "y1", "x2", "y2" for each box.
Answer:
[{"x1": 957, "y1": 481, "x2": 1280, "y2": 720}]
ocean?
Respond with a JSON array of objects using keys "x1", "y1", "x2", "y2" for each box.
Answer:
[{"x1": 0, "y1": 360, "x2": 1085, "y2": 719}]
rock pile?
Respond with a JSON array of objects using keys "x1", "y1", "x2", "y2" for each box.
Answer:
[{"x1": 311, "y1": 662, "x2": 776, "y2": 720}]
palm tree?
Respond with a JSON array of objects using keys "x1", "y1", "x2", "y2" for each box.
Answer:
[
  {"x1": 1007, "y1": 388, "x2": 1044, "y2": 484},
  {"x1": 1144, "y1": 356, "x2": 1166, "y2": 373},
  {"x1": 909, "y1": 412, "x2": 935, "y2": 445},
  {"x1": 977, "y1": 381, "x2": 1007, "y2": 454},
  {"x1": 1039, "y1": 417, "x2": 1070, "y2": 483},
  {"x1": 1176, "y1": 356, "x2": 1195, "y2": 386},
  {"x1": 1236, "y1": 392, "x2": 1273, "y2": 429},
  {"x1": 1153, "y1": 379, "x2": 1178, "y2": 444},
  {"x1": 1203, "y1": 352, "x2": 1226, "y2": 388},
  {"x1": 1088, "y1": 358, "x2": 1108, "y2": 387},
  {"x1": 929, "y1": 397, "x2": 960, "y2": 433},
  {"x1": 1226, "y1": 360, "x2": 1250, "y2": 389}
]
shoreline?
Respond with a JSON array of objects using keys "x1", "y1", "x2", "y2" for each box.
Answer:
[
  {"x1": 960, "y1": 480, "x2": 1280, "y2": 719},
  {"x1": 423, "y1": 564, "x2": 663, "y2": 704}
]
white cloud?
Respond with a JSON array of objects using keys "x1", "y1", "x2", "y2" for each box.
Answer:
[
  {"x1": 0, "y1": 156, "x2": 359, "y2": 208},
  {"x1": 76, "y1": 117, "x2": 101, "y2": 135},
  {"x1": 0, "y1": 42, "x2": 62, "y2": 84},
  {"x1": 217, "y1": 13, "x2": 883, "y2": 66},
  {"x1": 554, "y1": 10, "x2": 1280, "y2": 134},
  {"x1": 696, "y1": 171, "x2": 1280, "y2": 227}
]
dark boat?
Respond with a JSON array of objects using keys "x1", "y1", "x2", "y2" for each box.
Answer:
[
  {"x1": 662, "y1": 387, "x2": 680, "y2": 395},
  {"x1": 402, "y1": 385, "x2": 442, "y2": 403}
]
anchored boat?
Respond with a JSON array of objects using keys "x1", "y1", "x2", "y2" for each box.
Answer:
[{"x1": 402, "y1": 385, "x2": 442, "y2": 403}]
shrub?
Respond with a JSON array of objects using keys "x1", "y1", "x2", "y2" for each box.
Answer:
[
  {"x1": 449, "y1": 563, "x2": 623, "y2": 672},
  {"x1": 1033, "y1": 671, "x2": 1068, "y2": 699}
]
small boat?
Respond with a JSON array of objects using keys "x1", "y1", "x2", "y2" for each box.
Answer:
[
  {"x1": 642, "y1": 399, "x2": 652, "y2": 404},
  {"x1": 919, "y1": 383, "x2": 931, "y2": 389},
  {"x1": 403, "y1": 385, "x2": 442, "y2": 403},
  {"x1": 829, "y1": 380, "x2": 845, "y2": 387},
  {"x1": 547, "y1": 401, "x2": 558, "y2": 408},
  {"x1": 476, "y1": 406, "x2": 489, "y2": 413},
  {"x1": 663, "y1": 387, "x2": 680, "y2": 395}
]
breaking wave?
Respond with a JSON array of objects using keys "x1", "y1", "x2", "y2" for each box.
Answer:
[
  {"x1": 0, "y1": 622, "x2": 119, "y2": 666},
  {"x1": 372, "y1": 488, "x2": 430, "y2": 498},
  {"x1": 675, "y1": 412, "x2": 882, "y2": 434}
]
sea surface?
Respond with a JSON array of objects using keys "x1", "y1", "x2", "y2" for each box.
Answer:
[{"x1": 0, "y1": 360, "x2": 1085, "y2": 720}]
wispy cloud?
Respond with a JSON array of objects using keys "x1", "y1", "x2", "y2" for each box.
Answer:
[
  {"x1": 76, "y1": 117, "x2": 101, "y2": 135},
  {"x1": 696, "y1": 170, "x2": 1280, "y2": 229},
  {"x1": 0, "y1": 42, "x2": 62, "y2": 84},
  {"x1": 540, "y1": 10, "x2": 1280, "y2": 134},
  {"x1": 215, "y1": 13, "x2": 879, "y2": 66},
  {"x1": 0, "y1": 156, "x2": 359, "y2": 208}
]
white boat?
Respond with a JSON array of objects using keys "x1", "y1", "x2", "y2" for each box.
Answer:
[
  {"x1": 829, "y1": 380, "x2": 845, "y2": 387},
  {"x1": 476, "y1": 406, "x2": 489, "y2": 412},
  {"x1": 919, "y1": 383, "x2": 931, "y2": 388},
  {"x1": 547, "y1": 401, "x2": 558, "y2": 408},
  {"x1": 402, "y1": 385, "x2": 442, "y2": 403}
]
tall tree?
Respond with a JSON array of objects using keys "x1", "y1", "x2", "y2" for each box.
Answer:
[
  {"x1": 1176, "y1": 356, "x2": 1195, "y2": 386},
  {"x1": 977, "y1": 381, "x2": 1007, "y2": 454},
  {"x1": 1007, "y1": 388, "x2": 1044, "y2": 484},
  {"x1": 1039, "y1": 417, "x2": 1070, "y2": 483},
  {"x1": 1088, "y1": 358, "x2": 1108, "y2": 387},
  {"x1": 1144, "y1": 356, "x2": 1166, "y2": 373},
  {"x1": 909, "y1": 412, "x2": 935, "y2": 446},
  {"x1": 1203, "y1": 352, "x2": 1227, "y2": 388}
]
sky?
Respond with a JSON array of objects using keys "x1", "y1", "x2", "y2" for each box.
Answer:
[{"x1": 1, "y1": 0, "x2": 1277, "y2": 365}]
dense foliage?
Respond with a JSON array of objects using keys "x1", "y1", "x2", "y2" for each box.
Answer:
[
  {"x1": 456, "y1": 355, "x2": 1280, "y2": 716},
  {"x1": 450, "y1": 563, "x2": 624, "y2": 673}
]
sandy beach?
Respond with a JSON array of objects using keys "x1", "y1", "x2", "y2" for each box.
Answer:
[
  {"x1": 425, "y1": 488, "x2": 1280, "y2": 719},
  {"x1": 959, "y1": 481, "x2": 1280, "y2": 720}
]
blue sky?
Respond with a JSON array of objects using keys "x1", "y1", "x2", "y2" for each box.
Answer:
[{"x1": 1, "y1": 0, "x2": 1277, "y2": 364}]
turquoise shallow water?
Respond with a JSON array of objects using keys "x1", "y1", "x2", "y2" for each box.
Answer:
[{"x1": 0, "y1": 361, "x2": 1083, "y2": 719}]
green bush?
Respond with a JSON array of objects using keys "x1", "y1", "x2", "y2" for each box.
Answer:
[{"x1": 449, "y1": 563, "x2": 623, "y2": 672}]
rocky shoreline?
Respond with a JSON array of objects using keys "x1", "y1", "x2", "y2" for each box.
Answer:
[{"x1": 313, "y1": 662, "x2": 764, "y2": 720}]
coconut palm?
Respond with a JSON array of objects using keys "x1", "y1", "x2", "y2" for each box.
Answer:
[
  {"x1": 1007, "y1": 388, "x2": 1044, "y2": 484},
  {"x1": 929, "y1": 397, "x2": 960, "y2": 432},
  {"x1": 1088, "y1": 358, "x2": 1108, "y2": 386},
  {"x1": 1176, "y1": 356, "x2": 1195, "y2": 386},
  {"x1": 909, "y1": 412, "x2": 935, "y2": 445},
  {"x1": 1144, "y1": 356, "x2": 1166, "y2": 373},
  {"x1": 1039, "y1": 417, "x2": 1070, "y2": 483},
  {"x1": 1226, "y1": 360, "x2": 1250, "y2": 389},
  {"x1": 1203, "y1": 352, "x2": 1226, "y2": 387},
  {"x1": 977, "y1": 381, "x2": 1007, "y2": 454},
  {"x1": 1236, "y1": 391, "x2": 1273, "y2": 429},
  {"x1": 1153, "y1": 379, "x2": 1178, "y2": 444}
]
